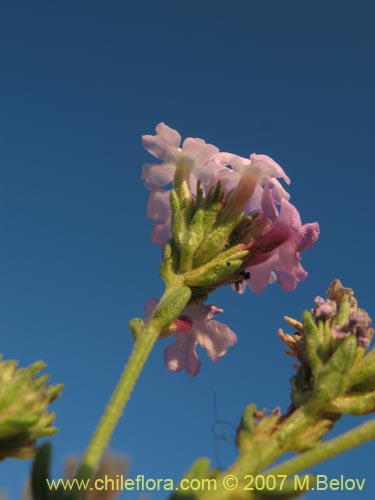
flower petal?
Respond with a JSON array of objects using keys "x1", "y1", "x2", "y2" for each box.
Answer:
[
  {"x1": 247, "y1": 258, "x2": 276, "y2": 293},
  {"x1": 261, "y1": 184, "x2": 278, "y2": 219},
  {"x1": 250, "y1": 153, "x2": 291, "y2": 185},
  {"x1": 146, "y1": 186, "x2": 172, "y2": 246},
  {"x1": 182, "y1": 137, "x2": 220, "y2": 165},
  {"x1": 278, "y1": 199, "x2": 302, "y2": 230},
  {"x1": 147, "y1": 186, "x2": 171, "y2": 222},
  {"x1": 297, "y1": 222, "x2": 320, "y2": 251},
  {"x1": 275, "y1": 268, "x2": 299, "y2": 291},
  {"x1": 278, "y1": 243, "x2": 307, "y2": 280},
  {"x1": 196, "y1": 320, "x2": 237, "y2": 362},
  {"x1": 142, "y1": 162, "x2": 176, "y2": 188},
  {"x1": 142, "y1": 122, "x2": 181, "y2": 161},
  {"x1": 164, "y1": 332, "x2": 201, "y2": 376}
]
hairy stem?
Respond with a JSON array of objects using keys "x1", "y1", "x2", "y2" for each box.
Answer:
[
  {"x1": 266, "y1": 417, "x2": 375, "y2": 477},
  {"x1": 73, "y1": 285, "x2": 191, "y2": 496}
]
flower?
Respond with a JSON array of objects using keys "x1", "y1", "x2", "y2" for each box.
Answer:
[
  {"x1": 208, "y1": 152, "x2": 291, "y2": 215},
  {"x1": 147, "y1": 185, "x2": 172, "y2": 247},
  {"x1": 142, "y1": 122, "x2": 220, "y2": 191},
  {"x1": 334, "y1": 310, "x2": 374, "y2": 348},
  {"x1": 145, "y1": 300, "x2": 237, "y2": 376},
  {"x1": 238, "y1": 189, "x2": 320, "y2": 293},
  {"x1": 312, "y1": 296, "x2": 337, "y2": 318}
]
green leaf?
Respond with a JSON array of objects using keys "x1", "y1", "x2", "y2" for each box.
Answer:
[
  {"x1": 302, "y1": 311, "x2": 323, "y2": 375},
  {"x1": 31, "y1": 442, "x2": 52, "y2": 500},
  {"x1": 311, "y1": 335, "x2": 357, "y2": 407},
  {"x1": 334, "y1": 294, "x2": 350, "y2": 327},
  {"x1": 170, "y1": 188, "x2": 186, "y2": 251}
]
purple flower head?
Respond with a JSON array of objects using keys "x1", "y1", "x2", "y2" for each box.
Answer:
[
  {"x1": 142, "y1": 123, "x2": 319, "y2": 294},
  {"x1": 145, "y1": 300, "x2": 237, "y2": 376}
]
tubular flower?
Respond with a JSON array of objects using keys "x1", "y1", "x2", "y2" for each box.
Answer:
[
  {"x1": 142, "y1": 122, "x2": 219, "y2": 191},
  {"x1": 208, "y1": 152, "x2": 291, "y2": 215},
  {"x1": 239, "y1": 189, "x2": 320, "y2": 293},
  {"x1": 145, "y1": 300, "x2": 237, "y2": 376}
]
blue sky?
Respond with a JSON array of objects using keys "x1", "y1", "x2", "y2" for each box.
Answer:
[{"x1": 1, "y1": 0, "x2": 374, "y2": 498}]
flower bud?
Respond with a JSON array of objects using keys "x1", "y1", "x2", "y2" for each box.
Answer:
[
  {"x1": 279, "y1": 280, "x2": 375, "y2": 417},
  {"x1": 0, "y1": 356, "x2": 62, "y2": 460}
]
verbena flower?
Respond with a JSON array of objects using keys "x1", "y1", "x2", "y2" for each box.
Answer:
[
  {"x1": 142, "y1": 123, "x2": 319, "y2": 293},
  {"x1": 142, "y1": 122, "x2": 219, "y2": 192},
  {"x1": 207, "y1": 152, "x2": 291, "y2": 215},
  {"x1": 145, "y1": 300, "x2": 237, "y2": 376},
  {"x1": 239, "y1": 189, "x2": 320, "y2": 292},
  {"x1": 147, "y1": 185, "x2": 172, "y2": 246}
]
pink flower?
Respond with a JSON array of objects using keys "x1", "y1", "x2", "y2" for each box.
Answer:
[
  {"x1": 142, "y1": 122, "x2": 220, "y2": 191},
  {"x1": 145, "y1": 300, "x2": 237, "y2": 376},
  {"x1": 146, "y1": 185, "x2": 172, "y2": 247},
  {"x1": 240, "y1": 190, "x2": 320, "y2": 293},
  {"x1": 206, "y1": 152, "x2": 291, "y2": 214}
]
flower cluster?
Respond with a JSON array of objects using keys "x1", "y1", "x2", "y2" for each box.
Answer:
[
  {"x1": 279, "y1": 280, "x2": 375, "y2": 418},
  {"x1": 142, "y1": 123, "x2": 319, "y2": 294},
  {"x1": 0, "y1": 357, "x2": 62, "y2": 460},
  {"x1": 312, "y1": 280, "x2": 374, "y2": 349}
]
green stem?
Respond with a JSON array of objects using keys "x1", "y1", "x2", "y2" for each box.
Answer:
[
  {"x1": 266, "y1": 417, "x2": 375, "y2": 477},
  {"x1": 73, "y1": 284, "x2": 191, "y2": 494},
  {"x1": 255, "y1": 408, "x2": 312, "y2": 470},
  {"x1": 200, "y1": 405, "x2": 324, "y2": 500}
]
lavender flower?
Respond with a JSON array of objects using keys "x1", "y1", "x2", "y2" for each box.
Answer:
[
  {"x1": 335, "y1": 310, "x2": 374, "y2": 348},
  {"x1": 147, "y1": 185, "x2": 172, "y2": 247},
  {"x1": 145, "y1": 300, "x2": 237, "y2": 376},
  {"x1": 313, "y1": 296, "x2": 337, "y2": 318},
  {"x1": 239, "y1": 190, "x2": 320, "y2": 293},
  {"x1": 142, "y1": 122, "x2": 219, "y2": 191},
  {"x1": 209, "y1": 152, "x2": 291, "y2": 215}
]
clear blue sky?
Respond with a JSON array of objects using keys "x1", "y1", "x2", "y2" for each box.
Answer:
[{"x1": 1, "y1": 1, "x2": 374, "y2": 498}]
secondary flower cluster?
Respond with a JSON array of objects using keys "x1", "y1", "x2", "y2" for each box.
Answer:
[
  {"x1": 142, "y1": 122, "x2": 319, "y2": 294},
  {"x1": 0, "y1": 357, "x2": 62, "y2": 460},
  {"x1": 279, "y1": 280, "x2": 375, "y2": 418}
]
